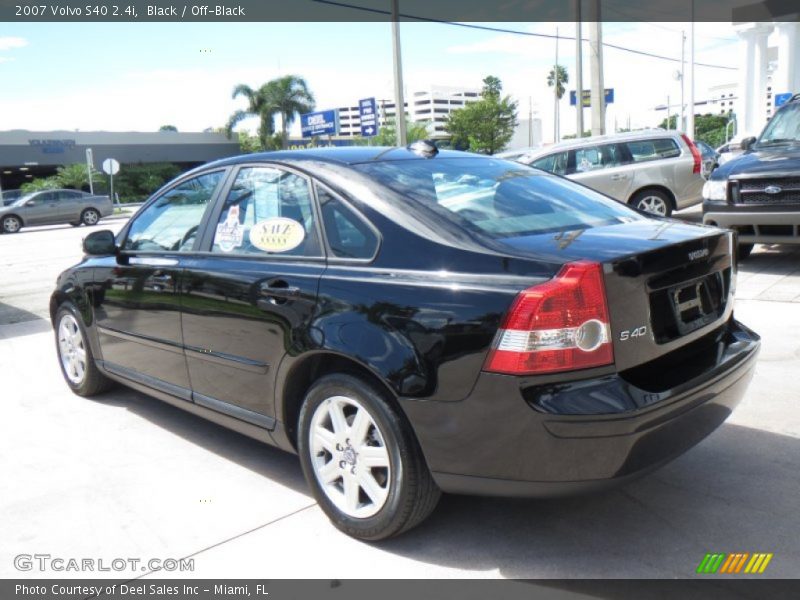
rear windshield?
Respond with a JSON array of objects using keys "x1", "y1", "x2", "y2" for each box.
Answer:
[{"x1": 354, "y1": 157, "x2": 645, "y2": 239}]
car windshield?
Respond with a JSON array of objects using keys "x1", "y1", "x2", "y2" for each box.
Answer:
[
  {"x1": 758, "y1": 102, "x2": 800, "y2": 145},
  {"x1": 355, "y1": 157, "x2": 645, "y2": 239}
]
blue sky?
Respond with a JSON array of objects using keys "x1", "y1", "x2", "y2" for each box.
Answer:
[{"x1": 0, "y1": 21, "x2": 740, "y2": 140}]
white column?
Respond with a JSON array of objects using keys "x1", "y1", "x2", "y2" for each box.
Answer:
[
  {"x1": 775, "y1": 22, "x2": 800, "y2": 95},
  {"x1": 736, "y1": 24, "x2": 773, "y2": 137},
  {"x1": 752, "y1": 25, "x2": 772, "y2": 131}
]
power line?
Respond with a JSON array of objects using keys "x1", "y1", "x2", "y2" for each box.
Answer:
[{"x1": 311, "y1": 0, "x2": 738, "y2": 71}]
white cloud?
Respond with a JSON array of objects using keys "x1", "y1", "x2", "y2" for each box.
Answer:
[{"x1": 0, "y1": 36, "x2": 27, "y2": 51}]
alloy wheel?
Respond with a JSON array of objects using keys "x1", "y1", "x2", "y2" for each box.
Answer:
[
  {"x1": 308, "y1": 395, "x2": 392, "y2": 519},
  {"x1": 82, "y1": 210, "x2": 99, "y2": 226},
  {"x1": 636, "y1": 195, "x2": 668, "y2": 216},
  {"x1": 3, "y1": 216, "x2": 20, "y2": 233},
  {"x1": 58, "y1": 314, "x2": 87, "y2": 385}
]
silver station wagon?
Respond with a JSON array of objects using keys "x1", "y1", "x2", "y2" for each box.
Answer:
[
  {"x1": 515, "y1": 130, "x2": 707, "y2": 216},
  {"x1": 0, "y1": 189, "x2": 113, "y2": 233}
]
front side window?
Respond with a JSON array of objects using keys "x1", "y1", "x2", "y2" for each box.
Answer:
[
  {"x1": 123, "y1": 171, "x2": 222, "y2": 252},
  {"x1": 531, "y1": 151, "x2": 569, "y2": 176},
  {"x1": 211, "y1": 166, "x2": 321, "y2": 257},
  {"x1": 317, "y1": 185, "x2": 378, "y2": 259}
]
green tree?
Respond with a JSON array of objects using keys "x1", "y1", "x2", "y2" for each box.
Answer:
[
  {"x1": 20, "y1": 177, "x2": 60, "y2": 193},
  {"x1": 371, "y1": 119, "x2": 431, "y2": 146},
  {"x1": 55, "y1": 163, "x2": 100, "y2": 190},
  {"x1": 657, "y1": 113, "x2": 731, "y2": 148},
  {"x1": 225, "y1": 83, "x2": 275, "y2": 151},
  {"x1": 159, "y1": 125, "x2": 178, "y2": 132},
  {"x1": 547, "y1": 64, "x2": 569, "y2": 100},
  {"x1": 445, "y1": 75, "x2": 519, "y2": 154},
  {"x1": 264, "y1": 75, "x2": 315, "y2": 149}
]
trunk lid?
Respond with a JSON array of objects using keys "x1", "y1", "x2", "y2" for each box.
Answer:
[{"x1": 500, "y1": 220, "x2": 735, "y2": 371}]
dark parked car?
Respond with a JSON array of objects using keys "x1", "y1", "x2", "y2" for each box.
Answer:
[
  {"x1": 703, "y1": 94, "x2": 800, "y2": 259},
  {"x1": 52, "y1": 145, "x2": 760, "y2": 540},
  {"x1": 0, "y1": 188, "x2": 112, "y2": 233},
  {"x1": 693, "y1": 139, "x2": 720, "y2": 177}
]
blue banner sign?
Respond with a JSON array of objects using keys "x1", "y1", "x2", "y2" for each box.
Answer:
[{"x1": 300, "y1": 109, "x2": 339, "y2": 137}]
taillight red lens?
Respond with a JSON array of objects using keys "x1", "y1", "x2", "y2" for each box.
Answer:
[
  {"x1": 484, "y1": 261, "x2": 614, "y2": 375},
  {"x1": 681, "y1": 133, "x2": 702, "y2": 174}
]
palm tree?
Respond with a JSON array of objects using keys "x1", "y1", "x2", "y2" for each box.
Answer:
[
  {"x1": 225, "y1": 83, "x2": 274, "y2": 151},
  {"x1": 263, "y1": 75, "x2": 315, "y2": 149},
  {"x1": 547, "y1": 64, "x2": 569, "y2": 100}
]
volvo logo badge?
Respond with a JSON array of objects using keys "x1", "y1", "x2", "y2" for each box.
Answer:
[
  {"x1": 688, "y1": 248, "x2": 709, "y2": 261},
  {"x1": 764, "y1": 185, "x2": 782, "y2": 194}
]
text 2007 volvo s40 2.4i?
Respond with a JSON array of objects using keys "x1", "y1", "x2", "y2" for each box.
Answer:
[{"x1": 51, "y1": 144, "x2": 760, "y2": 540}]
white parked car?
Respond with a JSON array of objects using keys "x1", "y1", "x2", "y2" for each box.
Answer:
[{"x1": 512, "y1": 130, "x2": 707, "y2": 216}]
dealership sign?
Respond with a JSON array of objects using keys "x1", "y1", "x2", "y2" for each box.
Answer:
[
  {"x1": 569, "y1": 89, "x2": 615, "y2": 107},
  {"x1": 28, "y1": 139, "x2": 76, "y2": 154},
  {"x1": 300, "y1": 110, "x2": 339, "y2": 137}
]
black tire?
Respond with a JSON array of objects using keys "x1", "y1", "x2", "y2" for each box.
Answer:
[
  {"x1": 738, "y1": 243, "x2": 754, "y2": 261},
  {"x1": 629, "y1": 189, "x2": 673, "y2": 217},
  {"x1": 54, "y1": 302, "x2": 114, "y2": 396},
  {"x1": 297, "y1": 373, "x2": 440, "y2": 540},
  {"x1": 81, "y1": 208, "x2": 100, "y2": 226},
  {"x1": 70, "y1": 221, "x2": 82, "y2": 227},
  {"x1": 2, "y1": 214, "x2": 22, "y2": 234}
]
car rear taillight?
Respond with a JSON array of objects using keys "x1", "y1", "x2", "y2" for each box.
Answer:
[
  {"x1": 484, "y1": 261, "x2": 614, "y2": 375},
  {"x1": 681, "y1": 133, "x2": 703, "y2": 174}
]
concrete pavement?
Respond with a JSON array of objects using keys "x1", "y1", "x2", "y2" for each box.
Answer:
[{"x1": 1, "y1": 218, "x2": 799, "y2": 579}]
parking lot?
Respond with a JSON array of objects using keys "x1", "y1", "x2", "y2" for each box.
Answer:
[{"x1": 1, "y1": 211, "x2": 799, "y2": 579}]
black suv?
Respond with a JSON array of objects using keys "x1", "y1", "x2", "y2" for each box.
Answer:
[{"x1": 703, "y1": 94, "x2": 800, "y2": 258}]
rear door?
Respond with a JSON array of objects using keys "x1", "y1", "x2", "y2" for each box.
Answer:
[
  {"x1": 92, "y1": 170, "x2": 226, "y2": 397},
  {"x1": 56, "y1": 190, "x2": 84, "y2": 222},
  {"x1": 568, "y1": 143, "x2": 633, "y2": 201},
  {"x1": 180, "y1": 164, "x2": 326, "y2": 427}
]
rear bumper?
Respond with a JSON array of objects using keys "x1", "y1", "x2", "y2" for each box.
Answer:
[
  {"x1": 400, "y1": 318, "x2": 759, "y2": 497},
  {"x1": 703, "y1": 206, "x2": 800, "y2": 244}
]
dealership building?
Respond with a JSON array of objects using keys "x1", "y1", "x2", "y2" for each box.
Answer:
[{"x1": 0, "y1": 130, "x2": 241, "y2": 191}]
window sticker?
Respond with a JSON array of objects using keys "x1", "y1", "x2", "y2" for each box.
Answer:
[
  {"x1": 215, "y1": 205, "x2": 244, "y2": 252},
  {"x1": 249, "y1": 217, "x2": 305, "y2": 253}
]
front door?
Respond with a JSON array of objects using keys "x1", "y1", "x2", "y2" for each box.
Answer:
[
  {"x1": 23, "y1": 191, "x2": 60, "y2": 225},
  {"x1": 93, "y1": 170, "x2": 226, "y2": 398},
  {"x1": 181, "y1": 165, "x2": 326, "y2": 427}
]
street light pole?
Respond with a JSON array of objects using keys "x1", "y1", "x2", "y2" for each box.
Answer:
[
  {"x1": 391, "y1": 0, "x2": 407, "y2": 146},
  {"x1": 686, "y1": 1, "x2": 696, "y2": 139},
  {"x1": 554, "y1": 27, "x2": 560, "y2": 143},
  {"x1": 575, "y1": 0, "x2": 584, "y2": 137}
]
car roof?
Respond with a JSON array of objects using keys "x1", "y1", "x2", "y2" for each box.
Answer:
[
  {"x1": 203, "y1": 146, "x2": 483, "y2": 170},
  {"x1": 520, "y1": 129, "x2": 683, "y2": 160}
]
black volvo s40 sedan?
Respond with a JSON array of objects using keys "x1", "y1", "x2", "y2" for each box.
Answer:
[{"x1": 51, "y1": 144, "x2": 760, "y2": 540}]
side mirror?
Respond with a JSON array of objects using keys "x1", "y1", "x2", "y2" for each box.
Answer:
[
  {"x1": 740, "y1": 136, "x2": 757, "y2": 151},
  {"x1": 25, "y1": 200, "x2": 36, "y2": 207},
  {"x1": 83, "y1": 230, "x2": 117, "y2": 255}
]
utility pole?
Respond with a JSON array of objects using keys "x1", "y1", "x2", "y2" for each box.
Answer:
[
  {"x1": 575, "y1": 0, "x2": 584, "y2": 137},
  {"x1": 680, "y1": 30, "x2": 686, "y2": 132},
  {"x1": 553, "y1": 27, "x2": 560, "y2": 143},
  {"x1": 588, "y1": 7, "x2": 605, "y2": 136},
  {"x1": 391, "y1": 0, "x2": 407, "y2": 146},
  {"x1": 686, "y1": 1, "x2": 696, "y2": 139}
]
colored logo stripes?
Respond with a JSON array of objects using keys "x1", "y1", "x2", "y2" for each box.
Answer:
[{"x1": 697, "y1": 552, "x2": 773, "y2": 574}]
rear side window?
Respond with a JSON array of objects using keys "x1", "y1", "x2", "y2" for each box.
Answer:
[
  {"x1": 355, "y1": 158, "x2": 644, "y2": 240},
  {"x1": 123, "y1": 171, "x2": 222, "y2": 252},
  {"x1": 316, "y1": 185, "x2": 378, "y2": 259},
  {"x1": 625, "y1": 138, "x2": 681, "y2": 162},
  {"x1": 211, "y1": 166, "x2": 322, "y2": 257}
]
